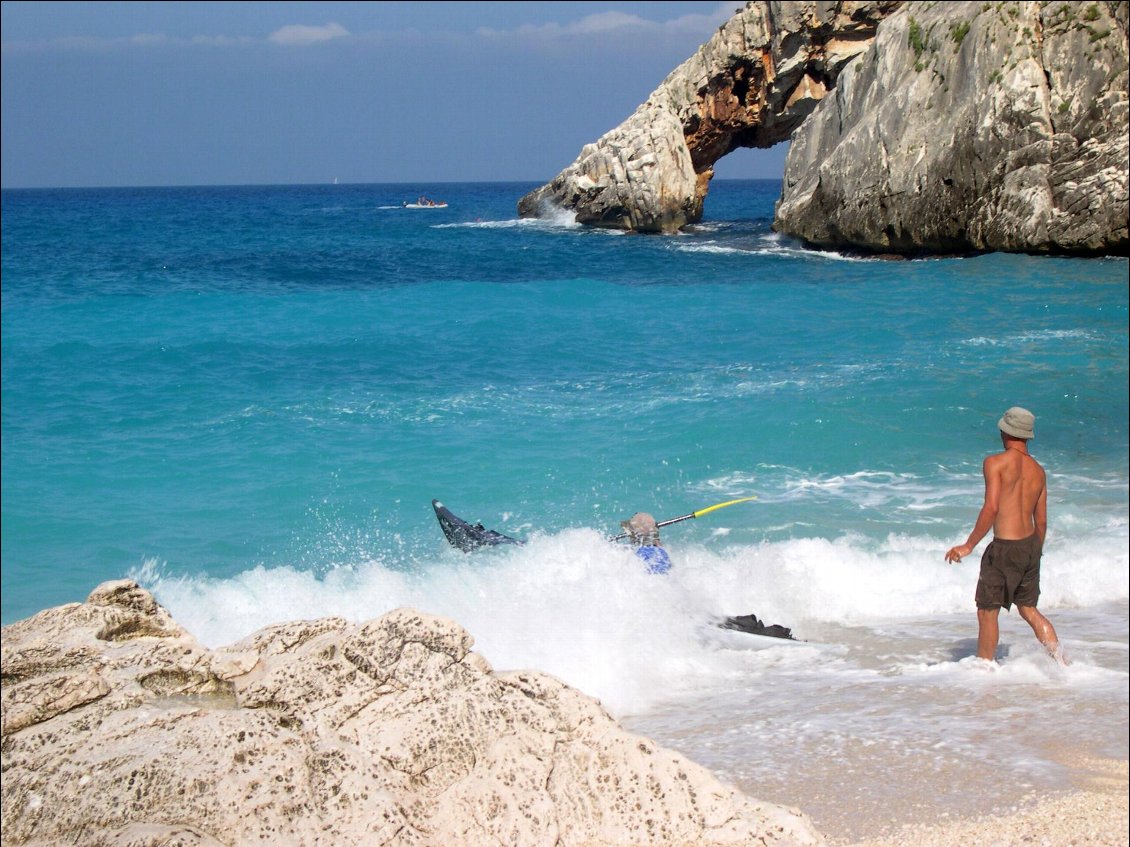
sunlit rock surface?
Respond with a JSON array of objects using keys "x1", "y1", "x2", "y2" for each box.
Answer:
[
  {"x1": 776, "y1": 0, "x2": 1129, "y2": 255},
  {"x1": 519, "y1": 1, "x2": 1127, "y2": 256}
]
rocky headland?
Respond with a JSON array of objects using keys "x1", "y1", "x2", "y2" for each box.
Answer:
[
  {"x1": 0, "y1": 580, "x2": 823, "y2": 847},
  {"x1": 518, "y1": 1, "x2": 1128, "y2": 257}
]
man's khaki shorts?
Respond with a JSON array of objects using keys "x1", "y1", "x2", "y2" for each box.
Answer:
[{"x1": 975, "y1": 534, "x2": 1042, "y2": 611}]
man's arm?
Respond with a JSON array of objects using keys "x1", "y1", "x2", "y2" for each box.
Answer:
[
  {"x1": 1035, "y1": 482, "x2": 1047, "y2": 544},
  {"x1": 945, "y1": 456, "x2": 1001, "y2": 563}
]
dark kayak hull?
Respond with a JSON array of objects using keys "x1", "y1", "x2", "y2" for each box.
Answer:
[{"x1": 432, "y1": 500, "x2": 523, "y2": 552}]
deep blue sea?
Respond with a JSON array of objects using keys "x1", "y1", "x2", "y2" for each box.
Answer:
[{"x1": 2, "y1": 180, "x2": 1127, "y2": 838}]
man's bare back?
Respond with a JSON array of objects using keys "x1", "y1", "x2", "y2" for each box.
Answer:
[
  {"x1": 945, "y1": 435, "x2": 1046, "y2": 562},
  {"x1": 987, "y1": 444, "x2": 1046, "y2": 541}
]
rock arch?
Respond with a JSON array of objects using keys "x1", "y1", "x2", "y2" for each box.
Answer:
[
  {"x1": 517, "y1": 1, "x2": 903, "y2": 234},
  {"x1": 519, "y1": 1, "x2": 1129, "y2": 256}
]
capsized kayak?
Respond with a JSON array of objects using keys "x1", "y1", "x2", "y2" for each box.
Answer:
[{"x1": 432, "y1": 500, "x2": 523, "y2": 552}]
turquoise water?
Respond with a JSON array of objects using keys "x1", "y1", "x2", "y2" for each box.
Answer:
[{"x1": 2, "y1": 181, "x2": 1127, "y2": 837}]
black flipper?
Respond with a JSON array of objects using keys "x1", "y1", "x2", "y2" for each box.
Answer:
[{"x1": 719, "y1": 613, "x2": 797, "y2": 641}]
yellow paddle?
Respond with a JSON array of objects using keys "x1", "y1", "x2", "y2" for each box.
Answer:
[{"x1": 610, "y1": 496, "x2": 758, "y2": 541}]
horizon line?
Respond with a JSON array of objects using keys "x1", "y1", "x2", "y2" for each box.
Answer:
[{"x1": 0, "y1": 177, "x2": 784, "y2": 193}]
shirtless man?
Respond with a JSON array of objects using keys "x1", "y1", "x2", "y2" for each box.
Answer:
[{"x1": 945, "y1": 407, "x2": 1065, "y2": 664}]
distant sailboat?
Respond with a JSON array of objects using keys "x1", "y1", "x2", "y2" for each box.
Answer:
[{"x1": 333, "y1": 177, "x2": 339, "y2": 185}]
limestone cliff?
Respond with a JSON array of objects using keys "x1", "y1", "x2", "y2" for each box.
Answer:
[
  {"x1": 776, "y1": 1, "x2": 1129, "y2": 255},
  {"x1": 518, "y1": 1, "x2": 1128, "y2": 256},
  {"x1": 517, "y1": 1, "x2": 903, "y2": 233},
  {"x1": 0, "y1": 581, "x2": 824, "y2": 847}
]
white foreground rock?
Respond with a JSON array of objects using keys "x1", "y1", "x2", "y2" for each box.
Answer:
[{"x1": 1, "y1": 580, "x2": 824, "y2": 847}]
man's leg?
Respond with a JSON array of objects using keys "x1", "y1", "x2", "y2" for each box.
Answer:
[
  {"x1": 976, "y1": 607, "x2": 1000, "y2": 660},
  {"x1": 1017, "y1": 604, "x2": 1066, "y2": 663}
]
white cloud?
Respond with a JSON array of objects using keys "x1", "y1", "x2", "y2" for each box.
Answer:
[
  {"x1": 554, "y1": 11, "x2": 651, "y2": 35},
  {"x1": 476, "y1": 3, "x2": 733, "y2": 40},
  {"x1": 128, "y1": 33, "x2": 169, "y2": 47},
  {"x1": 267, "y1": 22, "x2": 349, "y2": 47},
  {"x1": 47, "y1": 36, "x2": 112, "y2": 51},
  {"x1": 1, "y1": 4, "x2": 734, "y2": 55},
  {"x1": 3, "y1": 32, "x2": 256, "y2": 53},
  {"x1": 190, "y1": 34, "x2": 256, "y2": 48}
]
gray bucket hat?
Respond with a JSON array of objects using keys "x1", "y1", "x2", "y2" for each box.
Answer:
[
  {"x1": 998, "y1": 406, "x2": 1035, "y2": 440},
  {"x1": 621, "y1": 512, "x2": 659, "y2": 544}
]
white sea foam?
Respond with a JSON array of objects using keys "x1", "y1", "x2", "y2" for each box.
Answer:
[
  {"x1": 961, "y1": 328, "x2": 1100, "y2": 346},
  {"x1": 673, "y1": 243, "x2": 745, "y2": 255},
  {"x1": 673, "y1": 234, "x2": 869, "y2": 262},
  {"x1": 432, "y1": 217, "x2": 559, "y2": 230},
  {"x1": 434, "y1": 208, "x2": 584, "y2": 231},
  {"x1": 685, "y1": 221, "x2": 724, "y2": 234},
  {"x1": 139, "y1": 523, "x2": 1127, "y2": 709}
]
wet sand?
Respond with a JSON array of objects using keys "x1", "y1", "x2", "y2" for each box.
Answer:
[
  {"x1": 622, "y1": 603, "x2": 1128, "y2": 846},
  {"x1": 836, "y1": 757, "x2": 1128, "y2": 847}
]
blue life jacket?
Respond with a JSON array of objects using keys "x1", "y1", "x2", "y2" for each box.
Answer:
[{"x1": 634, "y1": 545, "x2": 672, "y2": 574}]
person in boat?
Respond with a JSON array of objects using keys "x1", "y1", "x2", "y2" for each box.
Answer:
[{"x1": 620, "y1": 512, "x2": 672, "y2": 574}]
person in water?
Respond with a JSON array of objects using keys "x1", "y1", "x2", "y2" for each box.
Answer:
[
  {"x1": 945, "y1": 407, "x2": 1066, "y2": 664},
  {"x1": 618, "y1": 509, "x2": 794, "y2": 639},
  {"x1": 620, "y1": 512, "x2": 672, "y2": 574}
]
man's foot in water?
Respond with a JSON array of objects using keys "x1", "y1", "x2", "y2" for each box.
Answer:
[{"x1": 1047, "y1": 641, "x2": 1070, "y2": 666}]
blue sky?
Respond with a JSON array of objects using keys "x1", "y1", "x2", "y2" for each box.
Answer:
[{"x1": 1, "y1": 1, "x2": 789, "y2": 188}]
